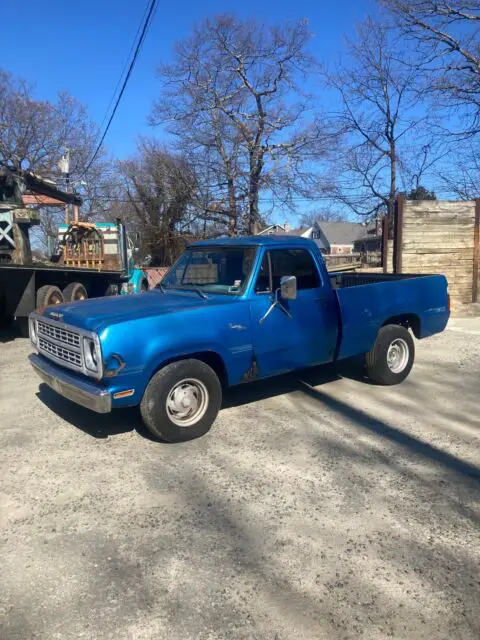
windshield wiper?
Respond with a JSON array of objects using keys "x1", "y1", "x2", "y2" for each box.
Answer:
[
  {"x1": 160, "y1": 284, "x2": 208, "y2": 299},
  {"x1": 191, "y1": 287, "x2": 208, "y2": 300}
]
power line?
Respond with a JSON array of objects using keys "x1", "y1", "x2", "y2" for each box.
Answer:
[
  {"x1": 80, "y1": 194, "x2": 380, "y2": 204},
  {"x1": 95, "y1": 2, "x2": 153, "y2": 141},
  {"x1": 81, "y1": 0, "x2": 158, "y2": 177}
]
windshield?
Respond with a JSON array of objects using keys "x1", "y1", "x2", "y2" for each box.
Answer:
[{"x1": 160, "y1": 247, "x2": 256, "y2": 295}]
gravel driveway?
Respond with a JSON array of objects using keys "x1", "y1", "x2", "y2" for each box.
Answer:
[{"x1": 0, "y1": 318, "x2": 479, "y2": 640}]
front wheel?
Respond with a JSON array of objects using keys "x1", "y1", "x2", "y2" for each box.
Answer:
[
  {"x1": 140, "y1": 359, "x2": 222, "y2": 442},
  {"x1": 365, "y1": 325, "x2": 415, "y2": 385}
]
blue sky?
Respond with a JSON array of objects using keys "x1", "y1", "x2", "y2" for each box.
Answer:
[{"x1": 2, "y1": 0, "x2": 377, "y2": 160}]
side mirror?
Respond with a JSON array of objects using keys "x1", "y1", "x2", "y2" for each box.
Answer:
[{"x1": 280, "y1": 275, "x2": 297, "y2": 300}]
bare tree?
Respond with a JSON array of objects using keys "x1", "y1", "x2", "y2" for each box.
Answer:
[
  {"x1": 438, "y1": 140, "x2": 480, "y2": 199},
  {"x1": 382, "y1": 0, "x2": 480, "y2": 137},
  {"x1": 397, "y1": 138, "x2": 451, "y2": 194},
  {"x1": 0, "y1": 68, "x2": 114, "y2": 249},
  {"x1": 0, "y1": 69, "x2": 103, "y2": 179},
  {"x1": 325, "y1": 18, "x2": 437, "y2": 217},
  {"x1": 299, "y1": 209, "x2": 347, "y2": 227},
  {"x1": 118, "y1": 139, "x2": 197, "y2": 265},
  {"x1": 151, "y1": 15, "x2": 331, "y2": 234}
]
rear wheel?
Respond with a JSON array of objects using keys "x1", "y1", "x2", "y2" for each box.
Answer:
[
  {"x1": 63, "y1": 282, "x2": 88, "y2": 302},
  {"x1": 140, "y1": 359, "x2": 222, "y2": 442},
  {"x1": 365, "y1": 324, "x2": 415, "y2": 385},
  {"x1": 36, "y1": 285, "x2": 64, "y2": 310}
]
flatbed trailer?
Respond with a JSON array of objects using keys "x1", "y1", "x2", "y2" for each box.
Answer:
[
  {"x1": 0, "y1": 263, "x2": 127, "y2": 335},
  {"x1": 0, "y1": 167, "x2": 131, "y2": 334}
]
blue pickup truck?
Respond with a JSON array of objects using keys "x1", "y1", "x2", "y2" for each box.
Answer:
[{"x1": 28, "y1": 236, "x2": 449, "y2": 442}]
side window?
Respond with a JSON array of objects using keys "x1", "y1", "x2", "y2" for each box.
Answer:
[
  {"x1": 270, "y1": 249, "x2": 321, "y2": 290},
  {"x1": 254, "y1": 252, "x2": 271, "y2": 293}
]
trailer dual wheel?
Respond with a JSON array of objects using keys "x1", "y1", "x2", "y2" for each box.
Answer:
[
  {"x1": 140, "y1": 359, "x2": 222, "y2": 442},
  {"x1": 36, "y1": 285, "x2": 64, "y2": 309},
  {"x1": 366, "y1": 324, "x2": 415, "y2": 385},
  {"x1": 63, "y1": 282, "x2": 88, "y2": 302},
  {"x1": 104, "y1": 284, "x2": 119, "y2": 296}
]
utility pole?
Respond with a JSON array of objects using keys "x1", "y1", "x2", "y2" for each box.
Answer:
[{"x1": 58, "y1": 150, "x2": 70, "y2": 224}]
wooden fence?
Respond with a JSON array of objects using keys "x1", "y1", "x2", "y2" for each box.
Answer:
[{"x1": 384, "y1": 197, "x2": 480, "y2": 304}]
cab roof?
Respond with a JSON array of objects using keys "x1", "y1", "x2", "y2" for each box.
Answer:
[{"x1": 190, "y1": 235, "x2": 313, "y2": 248}]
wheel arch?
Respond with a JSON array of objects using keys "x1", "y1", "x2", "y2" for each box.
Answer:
[
  {"x1": 382, "y1": 313, "x2": 421, "y2": 338},
  {"x1": 149, "y1": 350, "x2": 229, "y2": 388}
]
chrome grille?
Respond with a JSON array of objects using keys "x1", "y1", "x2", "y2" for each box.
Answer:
[
  {"x1": 37, "y1": 320, "x2": 80, "y2": 348},
  {"x1": 38, "y1": 336, "x2": 82, "y2": 368}
]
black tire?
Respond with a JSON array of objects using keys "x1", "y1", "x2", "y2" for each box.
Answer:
[
  {"x1": 63, "y1": 282, "x2": 88, "y2": 302},
  {"x1": 366, "y1": 324, "x2": 415, "y2": 385},
  {"x1": 36, "y1": 285, "x2": 64, "y2": 309},
  {"x1": 140, "y1": 359, "x2": 222, "y2": 442},
  {"x1": 104, "y1": 283, "x2": 119, "y2": 296}
]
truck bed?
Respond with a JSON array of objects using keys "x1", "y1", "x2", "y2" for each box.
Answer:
[
  {"x1": 333, "y1": 272, "x2": 449, "y2": 361},
  {"x1": 329, "y1": 271, "x2": 423, "y2": 289}
]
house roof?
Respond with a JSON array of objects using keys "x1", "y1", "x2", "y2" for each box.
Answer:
[
  {"x1": 270, "y1": 227, "x2": 309, "y2": 236},
  {"x1": 257, "y1": 224, "x2": 285, "y2": 235},
  {"x1": 257, "y1": 224, "x2": 309, "y2": 236},
  {"x1": 317, "y1": 221, "x2": 367, "y2": 245}
]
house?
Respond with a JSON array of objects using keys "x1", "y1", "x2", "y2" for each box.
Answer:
[
  {"x1": 304, "y1": 221, "x2": 365, "y2": 254},
  {"x1": 352, "y1": 218, "x2": 383, "y2": 254},
  {"x1": 256, "y1": 219, "x2": 381, "y2": 255},
  {"x1": 256, "y1": 222, "x2": 310, "y2": 237}
]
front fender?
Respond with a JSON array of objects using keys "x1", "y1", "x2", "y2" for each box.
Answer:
[{"x1": 100, "y1": 302, "x2": 253, "y2": 407}]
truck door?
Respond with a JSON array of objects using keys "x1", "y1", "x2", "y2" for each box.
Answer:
[{"x1": 249, "y1": 247, "x2": 338, "y2": 378}]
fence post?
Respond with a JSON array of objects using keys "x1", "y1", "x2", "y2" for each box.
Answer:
[
  {"x1": 473, "y1": 199, "x2": 480, "y2": 303},
  {"x1": 393, "y1": 196, "x2": 405, "y2": 274},
  {"x1": 382, "y1": 215, "x2": 389, "y2": 274}
]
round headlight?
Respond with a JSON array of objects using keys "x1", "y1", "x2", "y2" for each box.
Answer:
[{"x1": 83, "y1": 337, "x2": 99, "y2": 372}]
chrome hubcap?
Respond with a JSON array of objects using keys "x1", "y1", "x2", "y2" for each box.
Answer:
[
  {"x1": 166, "y1": 378, "x2": 209, "y2": 427},
  {"x1": 386, "y1": 338, "x2": 409, "y2": 373}
]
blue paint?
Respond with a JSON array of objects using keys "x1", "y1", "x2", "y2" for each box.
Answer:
[
  {"x1": 34, "y1": 236, "x2": 449, "y2": 409},
  {"x1": 124, "y1": 267, "x2": 148, "y2": 294}
]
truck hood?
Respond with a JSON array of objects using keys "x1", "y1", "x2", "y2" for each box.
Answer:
[{"x1": 40, "y1": 290, "x2": 236, "y2": 332}]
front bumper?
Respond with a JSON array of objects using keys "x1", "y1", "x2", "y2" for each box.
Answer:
[{"x1": 29, "y1": 353, "x2": 112, "y2": 414}]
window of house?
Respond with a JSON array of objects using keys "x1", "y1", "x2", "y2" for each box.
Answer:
[{"x1": 254, "y1": 249, "x2": 321, "y2": 292}]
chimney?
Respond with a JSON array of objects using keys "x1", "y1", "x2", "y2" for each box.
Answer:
[{"x1": 284, "y1": 221, "x2": 290, "y2": 232}]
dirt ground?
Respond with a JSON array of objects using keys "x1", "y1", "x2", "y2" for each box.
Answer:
[{"x1": 0, "y1": 318, "x2": 479, "y2": 640}]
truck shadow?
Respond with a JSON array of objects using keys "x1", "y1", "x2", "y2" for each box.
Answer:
[
  {"x1": 222, "y1": 356, "x2": 371, "y2": 408},
  {"x1": 36, "y1": 359, "x2": 480, "y2": 482},
  {"x1": 0, "y1": 325, "x2": 21, "y2": 343},
  {"x1": 36, "y1": 384, "x2": 158, "y2": 441},
  {"x1": 34, "y1": 358, "x2": 380, "y2": 442}
]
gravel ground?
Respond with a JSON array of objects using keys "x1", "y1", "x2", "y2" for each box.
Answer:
[{"x1": 0, "y1": 319, "x2": 479, "y2": 640}]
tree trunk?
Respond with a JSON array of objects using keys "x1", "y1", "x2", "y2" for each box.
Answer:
[
  {"x1": 247, "y1": 152, "x2": 263, "y2": 234},
  {"x1": 388, "y1": 141, "x2": 396, "y2": 218},
  {"x1": 227, "y1": 177, "x2": 237, "y2": 235}
]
